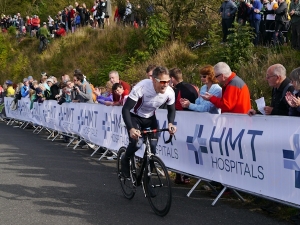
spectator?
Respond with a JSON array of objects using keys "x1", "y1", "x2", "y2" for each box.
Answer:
[
  {"x1": 201, "y1": 62, "x2": 251, "y2": 114},
  {"x1": 286, "y1": 67, "x2": 300, "y2": 116},
  {"x1": 289, "y1": 0, "x2": 300, "y2": 50},
  {"x1": 46, "y1": 78, "x2": 60, "y2": 100},
  {"x1": 263, "y1": 0, "x2": 277, "y2": 44},
  {"x1": 58, "y1": 83, "x2": 74, "y2": 105},
  {"x1": 169, "y1": 68, "x2": 199, "y2": 111},
  {"x1": 55, "y1": 22, "x2": 66, "y2": 37},
  {"x1": 112, "y1": 83, "x2": 128, "y2": 105},
  {"x1": 219, "y1": 0, "x2": 237, "y2": 42},
  {"x1": 248, "y1": 64, "x2": 294, "y2": 116},
  {"x1": 169, "y1": 67, "x2": 198, "y2": 184},
  {"x1": 108, "y1": 70, "x2": 131, "y2": 106},
  {"x1": 247, "y1": 0, "x2": 263, "y2": 45},
  {"x1": 21, "y1": 78, "x2": 30, "y2": 98},
  {"x1": 146, "y1": 64, "x2": 156, "y2": 80},
  {"x1": 237, "y1": 0, "x2": 248, "y2": 25},
  {"x1": 48, "y1": 16, "x2": 54, "y2": 34},
  {"x1": 5, "y1": 80, "x2": 15, "y2": 97},
  {"x1": 180, "y1": 65, "x2": 222, "y2": 114},
  {"x1": 271, "y1": 0, "x2": 288, "y2": 44},
  {"x1": 94, "y1": 81, "x2": 113, "y2": 104},
  {"x1": 73, "y1": 71, "x2": 93, "y2": 103}
]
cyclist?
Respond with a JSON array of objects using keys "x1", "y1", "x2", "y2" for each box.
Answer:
[{"x1": 121, "y1": 66, "x2": 177, "y2": 177}]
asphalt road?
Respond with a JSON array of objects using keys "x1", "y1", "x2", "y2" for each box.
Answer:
[{"x1": 0, "y1": 121, "x2": 290, "y2": 225}]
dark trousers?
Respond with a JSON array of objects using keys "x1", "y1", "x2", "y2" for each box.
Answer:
[
  {"x1": 291, "y1": 21, "x2": 300, "y2": 50},
  {"x1": 124, "y1": 114, "x2": 158, "y2": 159},
  {"x1": 250, "y1": 19, "x2": 261, "y2": 46},
  {"x1": 222, "y1": 18, "x2": 234, "y2": 42}
]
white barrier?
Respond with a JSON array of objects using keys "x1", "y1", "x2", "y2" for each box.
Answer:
[{"x1": 4, "y1": 97, "x2": 300, "y2": 207}]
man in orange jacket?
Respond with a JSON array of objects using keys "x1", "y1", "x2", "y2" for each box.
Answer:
[{"x1": 201, "y1": 62, "x2": 251, "y2": 114}]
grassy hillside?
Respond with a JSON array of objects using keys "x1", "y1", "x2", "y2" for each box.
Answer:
[{"x1": 1, "y1": 23, "x2": 300, "y2": 108}]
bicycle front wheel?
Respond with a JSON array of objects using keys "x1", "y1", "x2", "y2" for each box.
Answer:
[
  {"x1": 143, "y1": 155, "x2": 172, "y2": 216},
  {"x1": 117, "y1": 147, "x2": 135, "y2": 199}
]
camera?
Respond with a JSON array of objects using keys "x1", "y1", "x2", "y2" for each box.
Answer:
[{"x1": 73, "y1": 86, "x2": 77, "y2": 91}]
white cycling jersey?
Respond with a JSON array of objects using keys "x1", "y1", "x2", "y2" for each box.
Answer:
[{"x1": 129, "y1": 79, "x2": 175, "y2": 118}]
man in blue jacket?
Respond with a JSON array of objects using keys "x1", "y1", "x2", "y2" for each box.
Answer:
[{"x1": 248, "y1": 0, "x2": 263, "y2": 45}]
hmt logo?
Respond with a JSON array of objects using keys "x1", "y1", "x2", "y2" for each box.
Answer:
[
  {"x1": 186, "y1": 124, "x2": 264, "y2": 180},
  {"x1": 186, "y1": 124, "x2": 208, "y2": 165},
  {"x1": 283, "y1": 134, "x2": 300, "y2": 188}
]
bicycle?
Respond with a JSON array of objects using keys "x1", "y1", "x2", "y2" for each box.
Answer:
[{"x1": 117, "y1": 128, "x2": 174, "y2": 216}]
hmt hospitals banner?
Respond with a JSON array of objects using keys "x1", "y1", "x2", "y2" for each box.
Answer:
[{"x1": 4, "y1": 97, "x2": 300, "y2": 206}]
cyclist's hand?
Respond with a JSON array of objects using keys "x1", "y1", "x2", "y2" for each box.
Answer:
[
  {"x1": 168, "y1": 123, "x2": 177, "y2": 135},
  {"x1": 129, "y1": 128, "x2": 141, "y2": 140}
]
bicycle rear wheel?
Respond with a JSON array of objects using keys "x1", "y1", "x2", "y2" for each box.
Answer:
[
  {"x1": 143, "y1": 155, "x2": 172, "y2": 216},
  {"x1": 117, "y1": 147, "x2": 136, "y2": 199}
]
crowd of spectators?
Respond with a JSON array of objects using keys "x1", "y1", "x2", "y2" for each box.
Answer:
[
  {"x1": 220, "y1": 0, "x2": 300, "y2": 48},
  {"x1": 0, "y1": 0, "x2": 151, "y2": 41}
]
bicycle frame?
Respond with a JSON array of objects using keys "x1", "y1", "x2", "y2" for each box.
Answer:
[{"x1": 131, "y1": 133, "x2": 152, "y2": 188}]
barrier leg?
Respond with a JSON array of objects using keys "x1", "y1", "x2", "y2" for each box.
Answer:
[
  {"x1": 211, "y1": 186, "x2": 227, "y2": 206},
  {"x1": 33, "y1": 126, "x2": 40, "y2": 133},
  {"x1": 231, "y1": 189, "x2": 245, "y2": 202},
  {"x1": 22, "y1": 122, "x2": 30, "y2": 129},
  {"x1": 37, "y1": 126, "x2": 44, "y2": 134},
  {"x1": 47, "y1": 131, "x2": 54, "y2": 139},
  {"x1": 19, "y1": 121, "x2": 25, "y2": 128},
  {"x1": 187, "y1": 179, "x2": 202, "y2": 197},
  {"x1": 6, "y1": 118, "x2": 12, "y2": 125},
  {"x1": 73, "y1": 139, "x2": 82, "y2": 150},
  {"x1": 98, "y1": 148, "x2": 108, "y2": 161},
  {"x1": 91, "y1": 146, "x2": 101, "y2": 157},
  {"x1": 206, "y1": 181, "x2": 218, "y2": 193},
  {"x1": 67, "y1": 136, "x2": 76, "y2": 147},
  {"x1": 51, "y1": 132, "x2": 60, "y2": 141}
]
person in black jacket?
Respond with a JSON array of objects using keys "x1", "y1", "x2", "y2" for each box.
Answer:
[
  {"x1": 266, "y1": 0, "x2": 288, "y2": 44},
  {"x1": 169, "y1": 68, "x2": 199, "y2": 184}
]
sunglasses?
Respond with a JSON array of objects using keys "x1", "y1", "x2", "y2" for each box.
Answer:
[
  {"x1": 155, "y1": 78, "x2": 170, "y2": 85},
  {"x1": 200, "y1": 75, "x2": 207, "y2": 78},
  {"x1": 215, "y1": 73, "x2": 223, "y2": 78}
]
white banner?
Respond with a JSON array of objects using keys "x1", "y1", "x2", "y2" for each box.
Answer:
[{"x1": 4, "y1": 97, "x2": 300, "y2": 206}]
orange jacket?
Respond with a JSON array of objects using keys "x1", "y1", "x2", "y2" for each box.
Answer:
[
  {"x1": 210, "y1": 72, "x2": 251, "y2": 114},
  {"x1": 31, "y1": 18, "x2": 40, "y2": 27}
]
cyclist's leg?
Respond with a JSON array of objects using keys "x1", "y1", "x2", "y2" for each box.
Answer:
[{"x1": 121, "y1": 116, "x2": 141, "y2": 177}]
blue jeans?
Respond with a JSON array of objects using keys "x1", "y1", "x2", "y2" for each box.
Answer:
[{"x1": 250, "y1": 19, "x2": 261, "y2": 46}]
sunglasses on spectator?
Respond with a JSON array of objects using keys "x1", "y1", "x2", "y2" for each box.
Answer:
[
  {"x1": 155, "y1": 78, "x2": 170, "y2": 85},
  {"x1": 215, "y1": 73, "x2": 223, "y2": 78},
  {"x1": 200, "y1": 75, "x2": 207, "y2": 78}
]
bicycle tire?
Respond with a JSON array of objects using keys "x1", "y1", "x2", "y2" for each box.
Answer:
[
  {"x1": 117, "y1": 147, "x2": 136, "y2": 199},
  {"x1": 143, "y1": 155, "x2": 172, "y2": 216}
]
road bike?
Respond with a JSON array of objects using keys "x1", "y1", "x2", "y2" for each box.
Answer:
[{"x1": 117, "y1": 128, "x2": 174, "y2": 216}]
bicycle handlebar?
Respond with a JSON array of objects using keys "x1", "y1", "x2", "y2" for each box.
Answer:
[{"x1": 141, "y1": 128, "x2": 176, "y2": 144}]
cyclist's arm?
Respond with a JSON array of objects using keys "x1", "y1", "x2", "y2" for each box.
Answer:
[
  {"x1": 166, "y1": 103, "x2": 175, "y2": 124},
  {"x1": 167, "y1": 103, "x2": 176, "y2": 134},
  {"x1": 122, "y1": 97, "x2": 137, "y2": 131}
]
